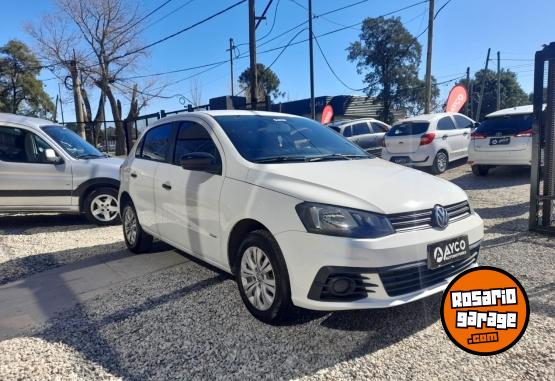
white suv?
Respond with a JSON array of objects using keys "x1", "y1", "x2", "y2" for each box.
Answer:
[
  {"x1": 382, "y1": 112, "x2": 476, "y2": 174},
  {"x1": 119, "y1": 111, "x2": 483, "y2": 323},
  {"x1": 468, "y1": 105, "x2": 536, "y2": 176}
]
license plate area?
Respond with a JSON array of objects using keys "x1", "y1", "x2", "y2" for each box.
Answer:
[
  {"x1": 392, "y1": 157, "x2": 410, "y2": 164},
  {"x1": 489, "y1": 137, "x2": 510, "y2": 145},
  {"x1": 427, "y1": 235, "x2": 469, "y2": 270}
]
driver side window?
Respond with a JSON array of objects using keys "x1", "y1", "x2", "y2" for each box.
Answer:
[
  {"x1": 173, "y1": 121, "x2": 221, "y2": 172},
  {"x1": 0, "y1": 126, "x2": 55, "y2": 164}
]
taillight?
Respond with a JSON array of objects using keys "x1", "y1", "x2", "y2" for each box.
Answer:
[
  {"x1": 471, "y1": 131, "x2": 487, "y2": 140},
  {"x1": 515, "y1": 129, "x2": 532, "y2": 137},
  {"x1": 419, "y1": 132, "x2": 435, "y2": 146}
]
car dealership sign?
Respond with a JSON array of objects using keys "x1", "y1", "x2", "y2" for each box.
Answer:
[
  {"x1": 321, "y1": 104, "x2": 334, "y2": 124},
  {"x1": 445, "y1": 85, "x2": 468, "y2": 113}
]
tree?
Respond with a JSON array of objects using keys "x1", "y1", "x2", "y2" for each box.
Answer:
[
  {"x1": 188, "y1": 77, "x2": 203, "y2": 108},
  {"x1": 238, "y1": 63, "x2": 284, "y2": 101},
  {"x1": 27, "y1": 0, "x2": 164, "y2": 155},
  {"x1": 467, "y1": 68, "x2": 529, "y2": 120},
  {"x1": 0, "y1": 40, "x2": 54, "y2": 116},
  {"x1": 347, "y1": 16, "x2": 438, "y2": 123}
]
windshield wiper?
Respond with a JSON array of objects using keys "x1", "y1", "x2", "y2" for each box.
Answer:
[
  {"x1": 254, "y1": 156, "x2": 309, "y2": 163},
  {"x1": 76, "y1": 154, "x2": 105, "y2": 159},
  {"x1": 308, "y1": 154, "x2": 368, "y2": 162}
]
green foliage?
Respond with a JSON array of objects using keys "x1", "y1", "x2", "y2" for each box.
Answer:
[
  {"x1": 347, "y1": 16, "x2": 438, "y2": 123},
  {"x1": 466, "y1": 68, "x2": 529, "y2": 120},
  {"x1": 238, "y1": 63, "x2": 284, "y2": 100},
  {"x1": 0, "y1": 40, "x2": 54, "y2": 117}
]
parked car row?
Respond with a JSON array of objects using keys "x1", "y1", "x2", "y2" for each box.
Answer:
[
  {"x1": 331, "y1": 105, "x2": 536, "y2": 176},
  {"x1": 14, "y1": 106, "x2": 548, "y2": 323}
]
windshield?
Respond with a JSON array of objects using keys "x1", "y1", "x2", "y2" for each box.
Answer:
[
  {"x1": 387, "y1": 122, "x2": 429, "y2": 136},
  {"x1": 477, "y1": 114, "x2": 533, "y2": 136},
  {"x1": 213, "y1": 115, "x2": 369, "y2": 163},
  {"x1": 41, "y1": 125, "x2": 105, "y2": 159}
]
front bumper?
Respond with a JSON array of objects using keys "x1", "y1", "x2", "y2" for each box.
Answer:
[{"x1": 274, "y1": 213, "x2": 484, "y2": 311}]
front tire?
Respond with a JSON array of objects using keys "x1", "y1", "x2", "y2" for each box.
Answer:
[
  {"x1": 472, "y1": 165, "x2": 490, "y2": 176},
  {"x1": 122, "y1": 202, "x2": 153, "y2": 253},
  {"x1": 431, "y1": 151, "x2": 449, "y2": 174},
  {"x1": 235, "y1": 230, "x2": 293, "y2": 324},
  {"x1": 84, "y1": 187, "x2": 121, "y2": 226}
]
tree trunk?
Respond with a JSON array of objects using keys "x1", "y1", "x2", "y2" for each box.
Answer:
[{"x1": 104, "y1": 85, "x2": 125, "y2": 156}]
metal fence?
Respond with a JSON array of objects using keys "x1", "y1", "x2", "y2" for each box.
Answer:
[{"x1": 529, "y1": 42, "x2": 555, "y2": 235}]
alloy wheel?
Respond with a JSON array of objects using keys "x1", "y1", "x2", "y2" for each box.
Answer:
[
  {"x1": 123, "y1": 206, "x2": 138, "y2": 245},
  {"x1": 437, "y1": 152, "x2": 448, "y2": 172},
  {"x1": 90, "y1": 194, "x2": 119, "y2": 222},
  {"x1": 240, "y1": 246, "x2": 276, "y2": 311}
]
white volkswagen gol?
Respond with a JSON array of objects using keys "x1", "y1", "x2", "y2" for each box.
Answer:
[
  {"x1": 382, "y1": 112, "x2": 476, "y2": 174},
  {"x1": 468, "y1": 105, "x2": 535, "y2": 176},
  {"x1": 119, "y1": 111, "x2": 483, "y2": 323}
]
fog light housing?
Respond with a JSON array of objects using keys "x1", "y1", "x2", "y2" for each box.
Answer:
[{"x1": 328, "y1": 277, "x2": 355, "y2": 296}]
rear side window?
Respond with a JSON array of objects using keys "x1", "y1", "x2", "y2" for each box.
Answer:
[
  {"x1": 453, "y1": 115, "x2": 474, "y2": 129},
  {"x1": 173, "y1": 121, "x2": 221, "y2": 169},
  {"x1": 371, "y1": 122, "x2": 388, "y2": 133},
  {"x1": 437, "y1": 117, "x2": 457, "y2": 130},
  {"x1": 387, "y1": 122, "x2": 429, "y2": 136},
  {"x1": 477, "y1": 114, "x2": 533, "y2": 135},
  {"x1": 343, "y1": 126, "x2": 353, "y2": 137},
  {"x1": 352, "y1": 123, "x2": 370, "y2": 136},
  {"x1": 138, "y1": 123, "x2": 174, "y2": 162}
]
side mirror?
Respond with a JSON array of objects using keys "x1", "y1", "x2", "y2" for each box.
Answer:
[
  {"x1": 44, "y1": 148, "x2": 63, "y2": 164},
  {"x1": 180, "y1": 152, "x2": 220, "y2": 174}
]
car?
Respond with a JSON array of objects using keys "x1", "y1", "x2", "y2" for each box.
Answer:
[
  {"x1": 119, "y1": 110, "x2": 484, "y2": 323},
  {"x1": 381, "y1": 112, "x2": 476, "y2": 174},
  {"x1": 326, "y1": 118, "x2": 390, "y2": 157},
  {"x1": 468, "y1": 105, "x2": 537, "y2": 176},
  {"x1": 0, "y1": 113, "x2": 123, "y2": 225}
]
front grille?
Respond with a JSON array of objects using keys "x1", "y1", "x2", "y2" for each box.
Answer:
[
  {"x1": 388, "y1": 200, "x2": 471, "y2": 232},
  {"x1": 379, "y1": 245, "x2": 479, "y2": 297}
]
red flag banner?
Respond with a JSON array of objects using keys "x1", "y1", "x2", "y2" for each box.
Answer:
[
  {"x1": 445, "y1": 85, "x2": 468, "y2": 113},
  {"x1": 321, "y1": 104, "x2": 334, "y2": 124}
]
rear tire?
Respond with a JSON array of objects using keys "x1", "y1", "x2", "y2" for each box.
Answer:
[
  {"x1": 431, "y1": 151, "x2": 449, "y2": 174},
  {"x1": 471, "y1": 165, "x2": 490, "y2": 176},
  {"x1": 235, "y1": 230, "x2": 293, "y2": 324},
  {"x1": 122, "y1": 202, "x2": 153, "y2": 254},
  {"x1": 84, "y1": 187, "x2": 121, "y2": 226}
]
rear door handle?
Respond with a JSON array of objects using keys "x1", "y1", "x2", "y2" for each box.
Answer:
[
  {"x1": 463, "y1": 132, "x2": 469, "y2": 136},
  {"x1": 130, "y1": 172, "x2": 138, "y2": 178},
  {"x1": 442, "y1": 135, "x2": 448, "y2": 140},
  {"x1": 162, "y1": 182, "x2": 172, "y2": 190}
]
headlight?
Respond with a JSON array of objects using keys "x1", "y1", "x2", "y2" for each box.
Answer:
[{"x1": 295, "y1": 202, "x2": 395, "y2": 238}]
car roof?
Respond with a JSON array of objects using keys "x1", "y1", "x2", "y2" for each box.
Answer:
[
  {"x1": 0, "y1": 113, "x2": 58, "y2": 129},
  {"x1": 394, "y1": 112, "x2": 465, "y2": 124},
  {"x1": 485, "y1": 104, "x2": 545, "y2": 118}
]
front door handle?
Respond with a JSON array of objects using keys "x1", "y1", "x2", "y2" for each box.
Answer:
[
  {"x1": 130, "y1": 172, "x2": 138, "y2": 178},
  {"x1": 442, "y1": 135, "x2": 448, "y2": 140},
  {"x1": 463, "y1": 131, "x2": 469, "y2": 136},
  {"x1": 162, "y1": 182, "x2": 172, "y2": 190}
]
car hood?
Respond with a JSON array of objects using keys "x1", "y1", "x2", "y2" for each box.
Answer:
[
  {"x1": 72, "y1": 156, "x2": 124, "y2": 182},
  {"x1": 246, "y1": 158, "x2": 467, "y2": 214}
]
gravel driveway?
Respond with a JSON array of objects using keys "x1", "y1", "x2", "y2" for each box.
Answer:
[{"x1": 0, "y1": 163, "x2": 553, "y2": 380}]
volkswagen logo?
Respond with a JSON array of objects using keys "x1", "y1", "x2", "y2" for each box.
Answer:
[{"x1": 432, "y1": 205, "x2": 450, "y2": 229}]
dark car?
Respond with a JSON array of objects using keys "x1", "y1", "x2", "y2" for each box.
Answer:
[{"x1": 327, "y1": 118, "x2": 390, "y2": 157}]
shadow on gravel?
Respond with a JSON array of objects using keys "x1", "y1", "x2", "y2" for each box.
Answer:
[
  {"x1": 30, "y1": 251, "x2": 441, "y2": 380},
  {"x1": 475, "y1": 202, "x2": 529, "y2": 220},
  {"x1": 0, "y1": 214, "x2": 96, "y2": 234},
  {"x1": 449, "y1": 166, "x2": 530, "y2": 190}
]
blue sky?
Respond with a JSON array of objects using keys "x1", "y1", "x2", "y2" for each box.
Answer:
[{"x1": 1, "y1": 0, "x2": 552, "y2": 120}]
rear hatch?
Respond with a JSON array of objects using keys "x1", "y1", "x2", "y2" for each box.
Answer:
[
  {"x1": 384, "y1": 122, "x2": 429, "y2": 154},
  {"x1": 472, "y1": 114, "x2": 532, "y2": 151}
]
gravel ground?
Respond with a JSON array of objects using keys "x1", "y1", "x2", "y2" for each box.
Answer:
[{"x1": 0, "y1": 163, "x2": 554, "y2": 380}]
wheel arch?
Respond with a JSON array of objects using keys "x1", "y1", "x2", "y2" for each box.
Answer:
[
  {"x1": 227, "y1": 219, "x2": 271, "y2": 274},
  {"x1": 75, "y1": 178, "x2": 120, "y2": 212}
]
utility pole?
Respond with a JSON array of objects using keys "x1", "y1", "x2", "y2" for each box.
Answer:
[
  {"x1": 424, "y1": 0, "x2": 435, "y2": 114},
  {"x1": 496, "y1": 51, "x2": 501, "y2": 110},
  {"x1": 465, "y1": 67, "x2": 470, "y2": 116},
  {"x1": 469, "y1": 80, "x2": 474, "y2": 120},
  {"x1": 475, "y1": 48, "x2": 491, "y2": 121},
  {"x1": 248, "y1": 0, "x2": 258, "y2": 110},
  {"x1": 227, "y1": 38, "x2": 235, "y2": 96},
  {"x1": 70, "y1": 50, "x2": 85, "y2": 138},
  {"x1": 308, "y1": 0, "x2": 315, "y2": 120},
  {"x1": 57, "y1": 83, "x2": 65, "y2": 124}
]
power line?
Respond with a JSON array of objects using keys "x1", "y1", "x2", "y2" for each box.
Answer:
[
  {"x1": 257, "y1": 0, "x2": 281, "y2": 41},
  {"x1": 120, "y1": 60, "x2": 229, "y2": 80},
  {"x1": 267, "y1": 27, "x2": 307, "y2": 69},
  {"x1": 139, "y1": 0, "x2": 198, "y2": 33}
]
